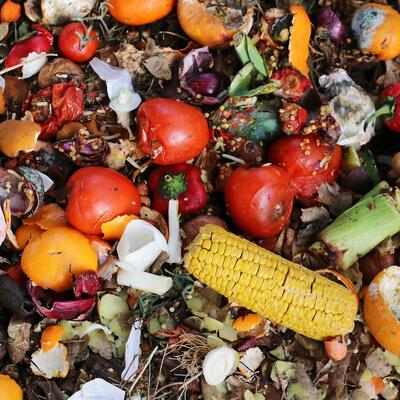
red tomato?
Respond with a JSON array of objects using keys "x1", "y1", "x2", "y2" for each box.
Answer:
[
  {"x1": 66, "y1": 167, "x2": 141, "y2": 235},
  {"x1": 268, "y1": 133, "x2": 342, "y2": 203},
  {"x1": 137, "y1": 98, "x2": 210, "y2": 165},
  {"x1": 225, "y1": 165, "x2": 294, "y2": 238},
  {"x1": 58, "y1": 22, "x2": 98, "y2": 63}
]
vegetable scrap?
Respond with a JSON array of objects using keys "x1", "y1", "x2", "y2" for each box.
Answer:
[{"x1": 0, "y1": 1, "x2": 400, "y2": 399}]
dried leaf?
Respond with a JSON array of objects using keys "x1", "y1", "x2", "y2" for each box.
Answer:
[
  {"x1": 366, "y1": 349, "x2": 392, "y2": 377},
  {"x1": 7, "y1": 316, "x2": 31, "y2": 364},
  {"x1": 317, "y1": 183, "x2": 353, "y2": 216}
]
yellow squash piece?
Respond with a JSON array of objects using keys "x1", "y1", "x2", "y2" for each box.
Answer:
[{"x1": 184, "y1": 225, "x2": 358, "y2": 341}]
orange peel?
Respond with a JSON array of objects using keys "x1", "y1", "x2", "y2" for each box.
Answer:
[
  {"x1": 101, "y1": 214, "x2": 138, "y2": 240},
  {"x1": 41, "y1": 325, "x2": 64, "y2": 352},
  {"x1": 289, "y1": 5, "x2": 311, "y2": 77},
  {"x1": 23, "y1": 203, "x2": 68, "y2": 230}
]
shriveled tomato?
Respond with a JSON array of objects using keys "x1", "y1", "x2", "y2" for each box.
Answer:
[
  {"x1": 268, "y1": 133, "x2": 342, "y2": 203},
  {"x1": 224, "y1": 165, "x2": 294, "y2": 238},
  {"x1": 66, "y1": 167, "x2": 141, "y2": 235},
  {"x1": 138, "y1": 98, "x2": 210, "y2": 165},
  {"x1": 58, "y1": 22, "x2": 98, "y2": 63}
]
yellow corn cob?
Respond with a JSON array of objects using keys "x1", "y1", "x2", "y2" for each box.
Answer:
[{"x1": 184, "y1": 224, "x2": 358, "y2": 341}]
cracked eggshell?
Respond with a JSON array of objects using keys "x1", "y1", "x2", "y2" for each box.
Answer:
[{"x1": 30, "y1": 343, "x2": 69, "y2": 379}]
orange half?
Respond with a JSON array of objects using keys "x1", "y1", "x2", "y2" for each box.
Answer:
[{"x1": 21, "y1": 227, "x2": 98, "y2": 292}]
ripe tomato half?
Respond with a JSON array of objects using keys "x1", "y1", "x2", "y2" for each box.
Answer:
[
  {"x1": 58, "y1": 22, "x2": 99, "y2": 63},
  {"x1": 224, "y1": 165, "x2": 294, "y2": 238},
  {"x1": 137, "y1": 98, "x2": 210, "y2": 165},
  {"x1": 268, "y1": 133, "x2": 342, "y2": 203},
  {"x1": 66, "y1": 167, "x2": 141, "y2": 235}
]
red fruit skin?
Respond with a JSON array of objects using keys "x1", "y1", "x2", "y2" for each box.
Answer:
[
  {"x1": 380, "y1": 82, "x2": 400, "y2": 132},
  {"x1": 138, "y1": 98, "x2": 210, "y2": 165},
  {"x1": 5, "y1": 24, "x2": 53, "y2": 67},
  {"x1": 66, "y1": 166, "x2": 141, "y2": 235},
  {"x1": 148, "y1": 163, "x2": 208, "y2": 215},
  {"x1": 224, "y1": 165, "x2": 294, "y2": 238},
  {"x1": 271, "y1": 67, "x2": 312, "y2": 103},
  {"x1": 268, "y1": 133, "x2": 342, "y2": 204}
]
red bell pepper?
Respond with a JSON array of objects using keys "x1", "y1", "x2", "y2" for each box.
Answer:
[
  {"x1": 271, "y1": 67, "x2": 312, "y2": 103},
  {"x1": 148, "y1": 163, "x2": 207, "y2": 215},
  {"x1": 5, "y1": 24, "x2": 53, "y2": 68},
  {"x1": 23, "y1": 82, "x2": 84, "y2": 140},
  {"x1": 279, "y1": 101, "x2": 308, "y2": 135},
  {"x1": 372, "y1": 82, "x2": 400, "y2": 132}
]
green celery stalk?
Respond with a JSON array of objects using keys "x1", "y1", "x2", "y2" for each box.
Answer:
[{"x1": 309, "y1": 185, "x2": 400, "y2": 270}]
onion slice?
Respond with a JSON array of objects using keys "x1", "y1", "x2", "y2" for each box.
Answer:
[
  {"x1": 68, "y1": 378, "x2": 125, "y2": 400},
  {"x1": 117, "y1": 219, "x2": 168, "y2": 271},
  {"x1": 167, "y1": 200, "x2": 182, "y2": 264},
  {"x1": 21, "y1": 52, "x2": 48, "y2": 79},
  {"x1": 121, "y1": 321, "x2": 142, "y2": 382},
  {"x1": 202, "y1": 346, "x2": 238, "y2": 386},
  {"x1": 117, "y1": 269, "x2": 172, "y2": 296}
]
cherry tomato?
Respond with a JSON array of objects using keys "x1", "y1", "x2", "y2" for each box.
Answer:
[
  {"x1": 66, "y1": 167, "x2": 141, "y2": 235},
  {"x1": 137, "y1": 98, "x2": 210, "y2": 165},
  {"x1": 224, "y1": 165, "x2": 294, "y2": 238},
  {"x1": 58, "y1": 22, "x2": 99, "y2": 63},
  {"x1": 268, "y1": 133, "x2": 342, "y2": 203}
]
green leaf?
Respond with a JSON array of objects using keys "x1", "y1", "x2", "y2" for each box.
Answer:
[
  {"x1": 246, "y1": 36, "x2": 268, "y2": 77},
  {"x1": 233, "y1": 32, "x2": 250, "y2": 65},
  {"x1": 229, "y1": 63, "x2": 254, "y2": 96}
]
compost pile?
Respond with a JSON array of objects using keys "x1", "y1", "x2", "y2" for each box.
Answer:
[{"x1": 1, "y1": 0, "x2": 400, "y2": 399}]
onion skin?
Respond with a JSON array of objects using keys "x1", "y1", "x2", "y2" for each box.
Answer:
[
  {"x1": 73, "y1": 271, "x2": 102, "y2": 297},
  {"x1": 185, "y1": 73, "x2": 221, "y2": 96},
  {"x1": 314, "y1": 8, "x2": 345, "y2": 44}
]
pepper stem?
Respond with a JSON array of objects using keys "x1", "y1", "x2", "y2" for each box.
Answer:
[
  {"x1": 365, "y1": 97, "x2": 395, "y2": 126},
  {"x1": 159, "y1": 173, "x2": 188, "y2": 199}
]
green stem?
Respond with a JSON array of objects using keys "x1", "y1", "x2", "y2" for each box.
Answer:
[{"x1": 365, "y1": 97, "x2": 395, "y2": 126}]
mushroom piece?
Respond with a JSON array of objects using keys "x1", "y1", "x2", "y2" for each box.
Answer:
[
  {"x1": 0, "y1": 120, "x2": 41, "y2": 158},
  {"x1": 38, "y1": 58, "x2": 84, "y2": 88},
  {"x1": 25, "y1": 0, "x2": 96, "y2": 25}
]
